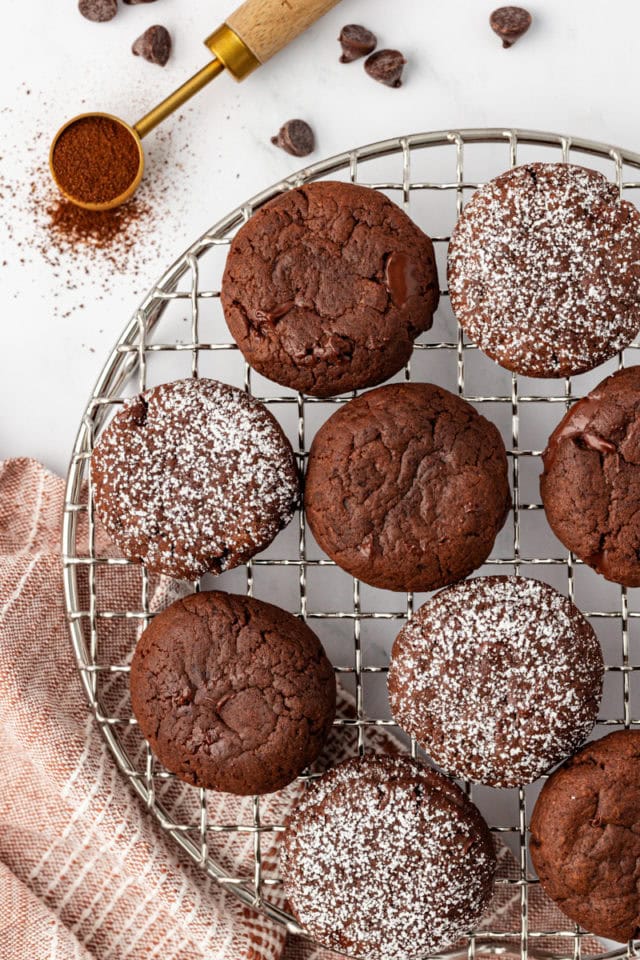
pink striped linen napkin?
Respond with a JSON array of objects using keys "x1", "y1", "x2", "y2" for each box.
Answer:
[{"x1": 0, "y1": 457, "x2": 602, "y2": 960}]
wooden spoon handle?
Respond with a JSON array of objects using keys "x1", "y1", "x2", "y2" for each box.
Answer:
[{"x1": 226, "y1": 0, "x2": 342, "y2": 65}]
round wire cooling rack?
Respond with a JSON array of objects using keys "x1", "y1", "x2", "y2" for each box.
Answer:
[{"x1": 63, "y1": 128, "x2": 640, "y2": 960}]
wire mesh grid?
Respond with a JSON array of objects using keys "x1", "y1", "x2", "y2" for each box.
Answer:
[{"x1": 62, "y1": 128, "x2": 640, "y2": 960}]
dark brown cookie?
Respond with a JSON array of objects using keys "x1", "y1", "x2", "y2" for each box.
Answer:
[
  {"x1": 541, "y1": 366, "x2": 640, "y2": 586},
  {"x1": 221, "y1": 181, "x2": 439, "y2": 398},
  {"x1": 388, "y1": 576, "x2": 603, "y2": 788},
  {"x1": 304, "y1": 382, "x2": 511, "y2": 592},
  {"x1": 91, "y1": 378, "x2": 299, "y2": 580},
  {"x1": 280, "y1": 754, "x2": 496, "y2": 960},
  {"x1": 130, "y1": 591, "x2": 336, "y2": 795},
  {"x1": 530, "y1": 730, "x2": 640, "y2": 942},
  {"x1": 448, "y1": 163, "x2": 640, "y2": 378}
]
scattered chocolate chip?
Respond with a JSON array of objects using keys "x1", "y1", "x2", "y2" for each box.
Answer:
[
  {"x1": 132, "y1": 25, "x2": 172, "y2": 66},
  {"x1": 271, "y1": 119, "x2": 315, "y2": 158},
  {"x1": 78, "y1": 0, "x2": 117, "y2": 22},
  {"x1": 490, "y1": 6, "x2": 532, "y2": 48},
  {"x1": 364, "y1": 49, "x2": 406, "y2": 88},
  {"x1": 338, "y1": 24, "x2": 377, "y2": 63}
]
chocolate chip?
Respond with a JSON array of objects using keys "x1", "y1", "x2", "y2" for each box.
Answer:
[
  {"x1": 364, "y1": 49, "x2": 406, "y2": 88},
  {"x1": 490, "y1": 6, "x2": 532, "y2": 47},
  {"x1": 78, "y1": 0, "x2": 117, "y2": 22},
  {"x1": 339, "y1": 24, "x2": 377, "y2": 63},
  {"x1": 271, "y1": 119, "x2": 315, "y2": 158},
  {"x1": 132, "y1": 25, "x2": 172, "y2": 66}
]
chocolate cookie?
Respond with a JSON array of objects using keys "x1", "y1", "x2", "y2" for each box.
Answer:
[
  {"x1": 530, "y1": 730, "x2": 640, "y2": 942},
  {"x1": 448, "y1": 163, "x2": 640, "y2": 377},
  {"x1": 388, "y1": 576, "x2": 603, "y2": 788},
  {"x1": 91, "y1": 378, "x2": 299, "y2": 580},
  {"x1": 221, "y1": 181, "x2": 439, "y2": 398},
  {"x1": 280, "y1": 754, "x2": 496, "y2": 960},
  {"x1": 541, "y1": 366, "x2": 640, "y2": 586},
  {"x1": 130, "y1": 591, "x2": 336, "y2": 795},
  {"x1": 304, "y1": 382, "x2": 511, "y2": 592}
]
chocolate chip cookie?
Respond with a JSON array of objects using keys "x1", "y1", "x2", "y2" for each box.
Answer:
[
  {"x1": 221, "y1": 181, "x2": 439, "y2": 398},
  {"x1": 280, "y1": 754, "x2": 496, "y2": 960},
  {"x1": 530, "y1": 730, "x2": 640, "y2": 942},
  {"x1": 130, "y1": 591, "x2": 336, "y2": 795},
  {"x1": 304, "y1": 382, "x2": 511, "y2": 592},
  {"x1": 448, "y1": 163, "x2": 640, "y2": 377},
  {"x1": 388, "y1": 576, "x2": 603, "y2": 787},
  {"x1": 541, "y1": 366, "x2": 640, "y2": 586},
  {"x1": 91, "y1": 378, "x2": 299, "y2": 580}
]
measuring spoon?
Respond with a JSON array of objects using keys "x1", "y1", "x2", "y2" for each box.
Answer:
[{"x1": 50, "y1": 0, "x2": 342, "y2": 211}]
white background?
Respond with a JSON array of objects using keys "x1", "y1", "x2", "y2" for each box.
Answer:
[{"x1": 2, "y1": 0, "x2": 640, "y2": 475}]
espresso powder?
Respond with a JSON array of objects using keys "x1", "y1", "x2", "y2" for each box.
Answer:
[{"x1": 52, "y1": 115, "x2": 140, "y2": 204}]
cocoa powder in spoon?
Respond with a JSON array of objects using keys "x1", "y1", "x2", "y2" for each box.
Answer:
[{"x1": 51, "y1": 115, "x2": 140, "y2": 205}]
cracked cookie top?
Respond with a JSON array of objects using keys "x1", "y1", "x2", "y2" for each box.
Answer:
[
  {"x1": 130, "y1": 590, "x2": 336, "y2": 795},
  {"x1": 541, "y1": 365, "x2": 640, "y2": 586},
  {"x1": 91, "y1": 377, "x2": 300, "y2": 580},
  {"x1": 388, "y1": 576, "x2": 603, "y2": 788},
  {"x1": 221, "y1": 180, "x2": 439, "y2": 398},
  {"x1": 304, "y1": 382, "x2": 511, "y2": 592},
  {"x1": 448, "y1": 163, "x2": 640, "y2": 378},
  {"x1": 280, "y1": 753, "x2": 496, "y2": 960},
  {"x1": 530, "y1": 730, "x2": 640, "y2": 942}
]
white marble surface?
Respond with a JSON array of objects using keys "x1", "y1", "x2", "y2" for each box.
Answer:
[{"x1": 2, "y1": 0, "x2": 640, "y2": 473}]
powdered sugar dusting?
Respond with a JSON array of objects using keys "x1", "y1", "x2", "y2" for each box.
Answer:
[
  {"x1": 91, "y1": 378, "x2": 299, "y2": 580},
  {"x1": 388, "y1": 576, "x2": 604, "y2": 788},
  {"x1": 280, "y1": 754, "x2": 496, "y2": 960},
  {"x1": 448, "y1": 163, "x2": 640, "y2": 377}
]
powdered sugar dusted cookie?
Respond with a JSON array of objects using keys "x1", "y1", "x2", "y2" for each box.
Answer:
[
  {"x1": 91, "y1": 378, "x2": 299, "y2": 579},
  {"x1": 280, "y1": 754, "x2": 496, "y2": 960},
  {"x1": 388, "y1": 576, "x2": 603, "y2": 787},
  {"x1": 448, "y1": 163, "x2": 640, "y2": 377}
]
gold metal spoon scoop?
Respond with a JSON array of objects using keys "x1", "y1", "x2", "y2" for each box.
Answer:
[{"x1": 49, "y1": 0, "x2": 341, "y2": 211}]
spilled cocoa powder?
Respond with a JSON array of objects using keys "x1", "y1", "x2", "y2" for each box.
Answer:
[
  {"x1": 1, "y1": 133, "x2": 177, "y2": 321},
  {"x1": 43, "y1": 191, "x2": 149, "y2": 262},
  {"x1": 2, "y1": 86, "x2": 208, "y2": 325},
  {"x1": 26, "y1": 157, "x2": 158, "y2": 281}
]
